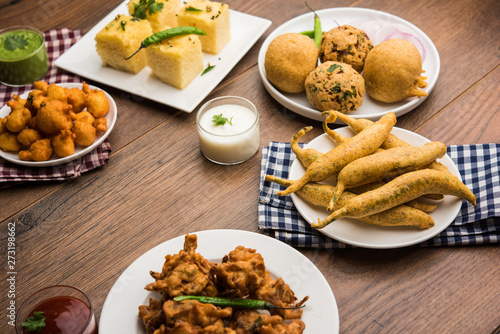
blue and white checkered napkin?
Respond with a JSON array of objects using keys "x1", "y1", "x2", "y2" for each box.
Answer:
[{"x1": 258, "y1": 142, "x2": 500, "y2": 248}]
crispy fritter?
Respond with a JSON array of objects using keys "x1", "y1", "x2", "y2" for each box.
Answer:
[
  {"x1": 72, "y1": 120, "x2": 96, "y2": 147},
  {"x1": 0, "y1": 132, "x2": 23, "y2": 152},
  {"x1": 19, "y1": 138, "x2": 53, "y2": 161},
  {"x1": 213, "y1": 246, "x2": 267, "y2": 298},
  {"x1": 145, "y1": 234, "x2": 218, "y2": 298},
  {"x1": 52, "y1": 129, "x2": 76, "y2": 158},
  {"x1": 83, "y1": 82, "x2": 109, "y2": 118},
  {"x1": 36, "y1": 100, "x2": 73, "y2": 136},
  {"x1": 17, "y1": 128, "x2": 43, "y2": 147}
]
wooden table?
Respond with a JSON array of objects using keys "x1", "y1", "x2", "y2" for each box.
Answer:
[{"x1": 1, "y1": 0, "x2": 499, "y2": 333}]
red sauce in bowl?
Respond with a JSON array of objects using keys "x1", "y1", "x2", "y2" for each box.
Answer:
[{"x1": 21, "y1": 296, "x2": 96, "y2": 334}]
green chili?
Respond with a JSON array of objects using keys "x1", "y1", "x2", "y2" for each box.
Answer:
[
  {"x1": 124, "y1": 26, "x2": 207, "y2": 60},
  {"x1": 300, "y1": 30, "x2": 314, "y2": 38},
  {"x1": 173, "y1": 296, "x2": 306, "y2": 310},
  {"x1": 305, "y1": 2, "x2": 322, "y2": 48}
]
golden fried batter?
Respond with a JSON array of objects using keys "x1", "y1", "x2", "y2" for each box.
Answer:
[
  {"x1": 46, "y1": 83, "x2": 68, "y2": 103},
  {"x1": 2, "y1": 107, "x2": 32, "y2": 133},
  {"x1": 213, "y1": 246, "x2": 267, "y2": 298},
  {"x1": 228, "y1": 309, "x2": 305, "y2": 334},
  {"x1": 0, "y1": 132, "x2": 22, "y2": 152},
  {"x1": 163, "y1": 300, "x2": 232, "y2": 329},
  {"x1": 36, "y1": 100, "x2": 73, "y2": 136},
  {"x1": 69, "y1": 110, "x2": 96, "y2": 125},
  {"x1": 72, "y1": 120, "x2": 96, "y2": 147},
  {"x1": 145, "y1": 234, "x2": 218, "y2": 299},
  {"x1": 66, "y1": 87, "x2": 87, "y2": 113},
  {"x1": 17, "y1": 128, "x2": 43, "y2": 147},
  {"x1": 93, "y1": 117, "x2": 108, "y2": 133},
  {"x1": 52, "y1": 129, "x2": 76, "y2": 158},
  {"x1": 83, "y1": 82, "x2": 109, "y2": 118},
  {"x1": 19, "y1": 139, "x2": 53, "y2": 161}
]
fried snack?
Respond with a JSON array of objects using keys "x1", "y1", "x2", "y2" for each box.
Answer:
[
  {"x1": 33, "y1": 80, "x2": 48, "y2": 92},
  {"x1": 93, "y1": 117, "x2": 107, "y2": 133},
  {"x1": 6, "y1": 94, "x2": 27, "y2": 111},
  {"x1": 46, "y1": 83, "x2": 68, "y2": 103},
  {"x1": 145, "y1": 234, "x2": 218, "y2": 298},
  {"x1": 0, "y1": 118, "x2": 7, "y2": 134},
  {"x1": 314, "y1": 169, "x2": 476, "y2": 228},
  {"x1": 25, "y1": 89, "x2": 47, "y2": 112},
  {"x1": 229, "y1": 309, "x2": 305, "y2": 334},
  {"x1": 137, "y1": 298, "x2": 165, "y2": 334},
  {"x1": 213, "y1": 246, "x2": 267, "y2": 298},
  {"x1": 162, "y1": 299, "x2": 232, "y2": 331},
  {"x1": 19, "y1": 139, "x2": 53, "y2": 161},
  {"x1": 322, "y1": 110, "x2": 350, "y2": 145},
  {"x1": 65, "y1": 87, "x2": 87, "y2": 113},
  {"x1": 363, "y1": 39, "x2": 428, "y2": 103},
  {"x1": 331, "y1": 110, "x2": 451, "y2": 174},
  {"x1": 83, "y1": 83, "x2": 109, "y2": 118},
  {"x1": 275, "y1": 112, "x2": 396, "y2": 196},
  {"x1": 264, "y1": 33, "x2": 319, "y2": 93},
  {"x1": 329, "y1": 141, "x2": 448, "y2": 210},
  {"x1": 319, "y1": 25, "x2": 373, "y2": 72},
  {"x1": 36, "y1": 100, "x2": 73, "y2": 136},
  {"x1": 290, "y1": 126, "x2": 323, "y2": 168},
  {"x1": 17, "y1": 128, "x2": 43, "y2": 147},
  {"x1": 2, "y1": 107, "x2": 32, "y2": 133},
  {"x1": 69, "y1": 110, "x2": 95, "y2": 125},
  {"x1": 266, "y1": 175, "x2": 435, "y2": 229},
  {"x1": 0, "y1": 132, "x2": 23, "y2": 152},
  {"x1": 52, "y1": 130, "x2": 76, "y2": 158},
  {"x1": 304, "y1": 61, "x2": 365, "y2": 113},
  {"x1": 72, "y1": 120, "x2": 96, "y2": 147}
]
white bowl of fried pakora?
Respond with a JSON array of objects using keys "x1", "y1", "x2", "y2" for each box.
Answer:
[{"x1": 0, "y1": 81, "x2": 117, "y2": 167}]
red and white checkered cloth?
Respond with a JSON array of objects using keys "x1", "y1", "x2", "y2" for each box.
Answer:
[{"x1": 0, "y1": 28, "x2": 112, "y2": 188}]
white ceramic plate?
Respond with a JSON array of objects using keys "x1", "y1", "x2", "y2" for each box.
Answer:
[
  {"x1": 99, "y1": 229, "x2": 339, "y2": 333},
  {"x1": 291, "y1": 127, "x2": 462, "y2": 249},
  {"x1": 55, "y1": 0, "x2": 271, "y2": 113},
  {"x1": 258, "y1": 7, "x2": 440, "y2": 122},
  {"x1": 0, "y1": 82, "x2": 116, "y2": 167}
]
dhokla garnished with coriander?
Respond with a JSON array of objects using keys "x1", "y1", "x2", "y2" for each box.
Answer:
[
  {"x1": 95, "y1": 14, "x2": 153, "y2": 74},
  {"x1": 127, "y1": 0, "x2": 182, "y2": 33},
  {"x1": 145, "y1": 32, "x2": 203, "y2": 89},
  {"x1": 177, "y1": 0, "x2": 230, "y2": 54}
]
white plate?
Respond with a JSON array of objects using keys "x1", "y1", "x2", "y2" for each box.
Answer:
[
  {"x1": 99, "y1": 229, "x2": 339, "y2": 333},
  {"x1": 258, "y1": 7, "x2": 440, "y2": 122},
  {"x1": 290, "y1": 127, "x2": 462, "y2": 249},
  {"x1": 0, "y1": 82, "x2": 116, "y2": 167},
  {"x1": 55, "y1": 0, "x2": 271, "y2": 113}
]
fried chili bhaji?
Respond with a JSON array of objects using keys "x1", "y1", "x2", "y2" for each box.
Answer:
[{"x1": 139, "y1": 234, "x2": 308, "y2": 333}]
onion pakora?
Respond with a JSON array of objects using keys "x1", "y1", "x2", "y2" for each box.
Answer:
[
  {"x1": 0, "y1": 81, "x2": 110, "y2": 161},
  {"x1": 138, "y1": 234, "x2": 308, "y2": 334}
]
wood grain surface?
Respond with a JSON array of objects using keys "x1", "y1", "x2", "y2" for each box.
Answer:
[{"x1": 1, "y1": 0, "x2": 499, "y2": 333}]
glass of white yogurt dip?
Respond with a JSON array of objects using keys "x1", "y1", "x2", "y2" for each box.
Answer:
[{"x1": 196, "y1": 96, "x2": 260, "y2": 165}]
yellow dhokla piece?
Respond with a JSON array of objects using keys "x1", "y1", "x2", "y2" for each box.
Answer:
[
  {"x1": 145, "y1": 33, "x2": 203, "y2": 89},
  {"x1": 177, "y1": 0, "x2": 231, "y2": 54},
  {"x1": 95, "y1": 14, "x2": 153, "y2": 74},
  {"x1": 128, "y1": 0, "x2": 182, "y2": 33}
]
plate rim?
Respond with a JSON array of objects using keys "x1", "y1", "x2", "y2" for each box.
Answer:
[
  {"x1": 257, "y1": 7, "x2": 441, "y2": 122},
  {"x1": 99, "y1": 229, "x2": 339, "y2": 333},
  {"x1": 290, "y1": 127, "x2": 462, "y2": 249},
  {"x1": 55, "y1": 0, "x2": 272, "y2": 113},
  {"x1": 0, "y1": 82, "x2": 116, "y2": 167}
]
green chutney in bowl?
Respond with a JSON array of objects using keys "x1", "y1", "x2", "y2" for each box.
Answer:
[{"x1": 0, "y1": 26, "x2": 49, "y2": 86}]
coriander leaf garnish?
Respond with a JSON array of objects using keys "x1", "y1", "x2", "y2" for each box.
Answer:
[
  {"x1": 21, "y1": 311, "x2": 46, "y2": 332},
  {"x1": 4, "y1": 35, "x2": 29, "y2": 51},
  {"x1": 132, "y1": 0, "x2": 164, "y2": 19},
  {"x1": 212, "y1": 114, "x2": 233, "y2": 126},
  {"x1": 120, "y1": 21, "x2": 127, "y2": 31},
  {"x1": 327, "y1": 63, "x2": 342, "y2": 73},
  {"x1": 186, "y1": 6, "x2": 203, "y2": 12},
  {"x1": 201, "y1": 64, "x2": 215, "y2": 76}
]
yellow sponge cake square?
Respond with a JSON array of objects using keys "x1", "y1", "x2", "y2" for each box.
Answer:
[
  {"x1": 128, "y1": 0, "x2": 182, "y2": 33},
  {"x1": 177, "y1": 0, "x2": 231, "y2": 54},
  {"x1": 145, "y1": 33, "x2": 203, "y2": 89},
  {"x1": 95, "y1": 14, "x2": 153, "y2": 74}
]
